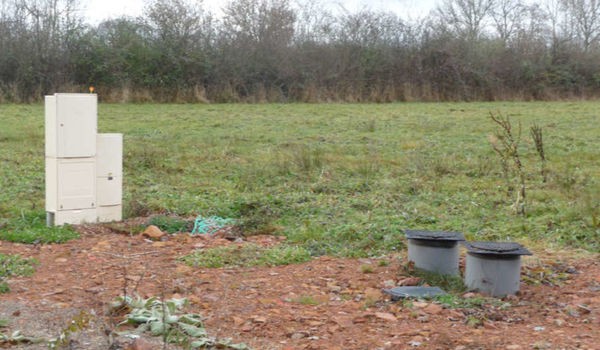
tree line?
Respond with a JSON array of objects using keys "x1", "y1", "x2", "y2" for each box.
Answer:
[{"x1": 1, "y1": 0, "x2": 600, "y2": 103}]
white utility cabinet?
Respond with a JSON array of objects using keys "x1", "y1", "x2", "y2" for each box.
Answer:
[
  {"x1": 45, "y1": 94, "x2": 97, "y2": 158},
  {"x1": 96, "y1": 133, "x2": 123, "y2": 222},
  {"x1": 45, "y1": 93, "x2": 122, "y2": 226}
]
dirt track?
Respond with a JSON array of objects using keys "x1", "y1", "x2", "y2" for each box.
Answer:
[{"x1": 1, "y1": 223, "x2": 598, "y2": 349}]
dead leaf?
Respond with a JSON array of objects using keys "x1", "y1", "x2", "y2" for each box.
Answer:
[
  {"x1": 331, "y1": 316, "x2": 353, "y2": 328},
  {"x1": 252, "y1": 316, "x2": 267, "y2": 324},
  {"x1": 397, "y1": 277, "x2": 421, "y2": 286},
  {"x1": 375, "y1": 312, "x2": 398, "y2": 322}
]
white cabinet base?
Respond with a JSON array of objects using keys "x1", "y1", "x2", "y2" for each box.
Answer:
[
  {"x1": 97, "y1": 205, "x2": 122, "y2": 222},
  {"x1": 48, "y1": 209, "x2": 98, "y2": 226}
]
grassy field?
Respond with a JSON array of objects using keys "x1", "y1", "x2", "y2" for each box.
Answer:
[{"x1": 0, "y1": 102, "x2": 598, "y2": 254}]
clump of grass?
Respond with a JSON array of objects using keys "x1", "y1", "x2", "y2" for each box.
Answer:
[
  {"x1": 291, "y1": 144, "x2": 324, "y2": 174},
  {"x1": 404, "y1": 265, "x2": 467, "y2": 294},
  {"x1": 232, "y1": 200, "x2": 282, "y2": 236},
  {"x1": 180, "y1": 244, "x2": 311, "y2": 268},
  {"x1": 378, "y1": 259, "x2": 390, "y2": 267},
  {"x1": 433, "y1": 294, "x2": 505, "y2": 309},
  {"x1": 292, "y1": 295, "x2": 320, "y2": 306},
  {"x1": 147, "y1": 215, "x2": 192, "y2": 234},
  {"x1": 360, "y1": 264, "x2": 374, "y2": 273},
  {"x1": 0, "y1": 253, "x2": 38, "y2": 293},
  {"x1": 0, "y1": 211, "x2": 78, "y2": 244}
]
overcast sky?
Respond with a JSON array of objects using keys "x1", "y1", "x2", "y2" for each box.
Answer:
[{"x1": 83, "y1": 0, "x2": 439, "y2": 24}]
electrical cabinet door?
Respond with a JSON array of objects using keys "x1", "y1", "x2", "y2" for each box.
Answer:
[
  {"x1": 96, "y1": 133, "x2": 123, "y2": 177},
  {"x1": 48, "y1": 94, "x2": 98, "y2": 158},
  {"x1": 56, "y1": 158, "x2": 96, "y2": 210},
  {"x1": 96, "y1": 176, "x2": 122, "y2": 206}
]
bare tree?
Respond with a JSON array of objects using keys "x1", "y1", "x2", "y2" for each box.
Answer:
[
  {"x1": 143, "y1": 0, "x2": 213, "y2": 94},
  {"x1": 492, "y1": 0, "x2": 525, "y2": 44},
  {"x1": 436, "y1": 0, "x2": 496, "y2": 40},
  {"x1": 292, "y1": 0, "x2": 333, "y2": 43},
  {"x1": 563, "y1": 0, "x2": 600, "y2": 51},
  {"x1": 220, "y1": 0, "x2": 296, "y2": 98},
  {"x1": 545, "y1": 0, "x2": 574, "y2": 52}
]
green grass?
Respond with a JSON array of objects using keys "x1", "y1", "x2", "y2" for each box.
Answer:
[
  {"x1": 147, "y1": 215, "x2": 193, "y2": 233},
  {"x1": 409, "y1": 268, "x2": 467, "y2": 294},
  {"x1": 0, "y1": 102, "x2": 598, "y2": 253},
  {"x1": 180, "y1": 244, "x2": 312, "y2": 268},
  {"x1": 292, "y1": 295, "x2": 321, "y2": 306},
  {"x1": 433, "y1": 294, "x2": 509, "y2": 309},
  {"x1": 0, "y1": 253, "x2": 38, "y2": 293},
  {"x1": 0, "y1": 211, "x2": 79, "y2": 244}
]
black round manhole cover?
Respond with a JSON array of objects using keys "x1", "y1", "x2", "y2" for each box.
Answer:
[
  {"x1": 469, "y1": 242, "x2": 521, "y2": 252},
  {"x1": 426, "y1": 232, "x2": 456, "y2": 239},
  {"x1": 405, "y1": 230, "x2": 464, "y2": 241}
]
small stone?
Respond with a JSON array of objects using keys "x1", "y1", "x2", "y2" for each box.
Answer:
[
  {"x1": 423, "y1": 303, "x2": 443, "y2": 315},
  {"x1": 252, "y1": 316, "x2": 267, "y2": 324},
  {"x1": 533, "y1": 326, "x2": 545, "y2": 332},
  {"x1": 85, "y1": 286, "x2": 104, "y2": 294},
  {"x1": 408, "y1": 336, "x2": 423, "y2": 347},
  {"x1": 505, "y1": 345, "x2": 522, "y2": 350},
  {"x1": 327, "y1": 282, "x2": 342, "y2": 293},
  {"x1": 577, "y1": 304, "x2": 592, "y2": 314},
  {"x1": 141, "y1": 225, "x2": 166, "y2": 240},
  {"x1": 413, "y1": 302, "x2": 428, "y2": 309},
  {"x1": 375, "y1": 312, "x2": 398, "y2": 322},
  {"x1": 483, "y1": 321, "x2": 497, "y2": 330},
  {"x1": 554, "y1": 319, "x2": 565, "y2": 326},
  {"x1": 202, "y1": 293, "x2": 219, "y2": 302},
  {"x1": 531, "y1": 341, "x2": 552, "y2": 349},
  {"x1": 331, "y1": 316, "x2": 353, "y2": 328},
  {"x1": 54, "y1": 257, "x2": 68, "y2": 263},
  {"x1": 232, "y1": 316, "x2": 245, "y2": 326},
  {"x1": 291, "y1": 332, "x2": 307, "y2": 340},
  {"x1": 130, "y1": 338, "x2": 155, "y2": 350},
  {"x1": 417, "y1": 315, "x2": 429, "y2": 323}
]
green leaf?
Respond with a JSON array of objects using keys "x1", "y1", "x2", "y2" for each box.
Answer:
[
  {"x1": 190, "y1": 338, "x2": 213, "y2": 348},
  {"x1": 178, "y1": 322, "x2": 207, "y2": 338},
  {"x1": 165, "y1": 315, "x2": 179, "y2": 324},
  {"x1": 178, "y1": 314, "x2": 203, "y2": 325},
  {"x1": 150, "y1": 320, "x2": 165, "y2": 336}
]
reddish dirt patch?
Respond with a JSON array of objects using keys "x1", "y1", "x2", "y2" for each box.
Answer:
[{"x1": 1, "y1": 223, "x2": 598, "y2": 349}]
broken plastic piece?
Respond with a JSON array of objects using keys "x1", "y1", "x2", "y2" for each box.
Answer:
[{"x1": 382, "y1": 286, "x2": 446, "y2": 301}]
